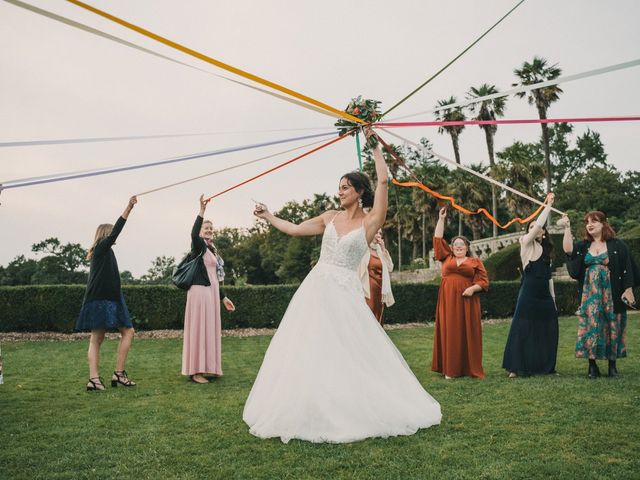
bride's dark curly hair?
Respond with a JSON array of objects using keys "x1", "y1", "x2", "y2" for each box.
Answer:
[{"x1": 341, "y1": 171, "x2": 374, "y2": 208}]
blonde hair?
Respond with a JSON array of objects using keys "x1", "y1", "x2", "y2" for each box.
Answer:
[{"x1": 86, "y1": 223, "x2": 113, "y2": 260}]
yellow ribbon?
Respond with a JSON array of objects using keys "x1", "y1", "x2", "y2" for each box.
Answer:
[{"x1": 66, "y1": 0, "x2": 364, "y2": 124}]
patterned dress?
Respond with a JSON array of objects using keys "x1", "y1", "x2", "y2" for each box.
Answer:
[{"x1": 575, "y1": 252, "x2": 627, "y2": 360}]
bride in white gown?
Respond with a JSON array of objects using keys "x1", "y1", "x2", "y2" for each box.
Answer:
[{"x1": 243, "y1": 128, "x2": 441, "y2": 443}]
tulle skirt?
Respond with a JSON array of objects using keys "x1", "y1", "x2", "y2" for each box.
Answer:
[{"x1": 243, "y1": 262, "x2": 441, "y2": 443}]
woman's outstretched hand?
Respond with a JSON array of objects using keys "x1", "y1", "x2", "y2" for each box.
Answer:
[{"x1": 253, "y1": 202, "x2": 269, "y2": 219}]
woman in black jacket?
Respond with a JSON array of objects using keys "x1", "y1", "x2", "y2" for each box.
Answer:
[
  {"x1": 182, "y1": 195, "x2": 235, "y2": 384},
  {"x1": 562, "y1": 211, "x2": 639, "y2": 378},
  {"x1": 76, "y1": 196, "x2": 138, "y2": 391}
]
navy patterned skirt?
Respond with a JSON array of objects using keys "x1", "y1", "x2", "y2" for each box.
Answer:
[{"x1": 75, "y1": 293, "x2": 133, "y2": 331}]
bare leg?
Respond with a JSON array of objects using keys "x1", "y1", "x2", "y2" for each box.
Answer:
[
  {"x1": 88, "y1": 330, "x2": 106, "y2": 389},
  {"x1": 115, "y1": 327, "x2": 135, "y2": 371},
  {"x1": 113, "y1": 327, "x2": 136, "y2": 386}
]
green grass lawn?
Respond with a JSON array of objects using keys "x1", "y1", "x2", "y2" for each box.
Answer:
[{"x1": 1, "y1": 315, "x2": 639, "y2": 480}]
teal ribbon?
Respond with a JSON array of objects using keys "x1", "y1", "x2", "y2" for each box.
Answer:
[{"x1": 355, "y1": 130, "x2": 362, "y2": 172}]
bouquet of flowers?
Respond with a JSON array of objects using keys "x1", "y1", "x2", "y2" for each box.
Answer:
[{"x1": 335, "y1": 96, "x2": 381, "y2": 146}]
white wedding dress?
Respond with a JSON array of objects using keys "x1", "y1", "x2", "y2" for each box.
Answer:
[{"x1": 243, "y1": 215, "x2": 441, "y2": 443}]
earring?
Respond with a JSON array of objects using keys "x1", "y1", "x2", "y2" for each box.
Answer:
[{"x1": 358, "y1": 197, "x2": 363, "y2": 208}]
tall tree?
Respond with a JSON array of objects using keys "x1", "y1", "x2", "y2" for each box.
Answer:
[
  {"x1": 513, "y1": 57, "x2": 562, "y2": 193},
  {"x1": 467, "y1": 84, "x2": 507, "y2": 237},
  {"x1": 435, "y1": 96, "x2": 466, "y2": 234}
]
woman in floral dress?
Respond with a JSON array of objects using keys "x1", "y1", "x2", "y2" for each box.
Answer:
[{"x1": 562, "y1": 211, "x2": 639, "y2": 378}]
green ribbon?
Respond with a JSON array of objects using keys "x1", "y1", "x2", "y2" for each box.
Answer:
[
  {"x1": 381, "y1": 0, "x2": 525, "y2": 118},
  {"x1": 355, "y1": 130, "x2": 362, "y2": 172}
]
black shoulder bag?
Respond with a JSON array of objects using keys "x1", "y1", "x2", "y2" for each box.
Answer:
[{"x1": 172, "y1": 250, "x2": 204, "y2": 290}]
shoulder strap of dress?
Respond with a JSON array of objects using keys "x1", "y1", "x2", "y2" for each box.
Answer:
[{"x1": 330, "y1": 211, "x2": 341, "y2": 224}]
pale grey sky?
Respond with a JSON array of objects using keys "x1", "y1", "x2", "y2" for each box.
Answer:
[{"x1": 1, "y1": 0, "x2": 639, "y2": 276}]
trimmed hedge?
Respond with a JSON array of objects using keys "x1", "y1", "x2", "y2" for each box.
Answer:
[
  {"x1": 483, "y1": 242, "x2": 521, "y2": 281},
  {"x1": 0, "y1": 281, "x2": 589, "y2": 332}
]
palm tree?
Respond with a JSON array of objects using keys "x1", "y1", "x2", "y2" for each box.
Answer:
[
  {"x1": 467, "y1": 84, "x2": 506, "y2": 237},
  {"x1": 435, "y1": 96, "x2": 466, "y2": 235},
  {"x1": 513, "y1": 57, "x2": 562, "y2": 193}
]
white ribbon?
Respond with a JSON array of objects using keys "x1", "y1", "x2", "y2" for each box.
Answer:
[{"x1": 390, "y1": 58, "x2": 640, "y2": 121}]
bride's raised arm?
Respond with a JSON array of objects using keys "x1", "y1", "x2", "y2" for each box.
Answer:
[
  {"x1": 253, "y1": 203, "x2": 332, "y2": 237},
  {"x1": 364, "y1": 128, "x2": 389, "y2": 243}
]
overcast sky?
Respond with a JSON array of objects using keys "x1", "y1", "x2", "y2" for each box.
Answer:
[{"x1": 1, "y1": 0, "x2": 639, "y2": 276}]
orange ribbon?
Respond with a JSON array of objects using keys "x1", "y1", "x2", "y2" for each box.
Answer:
[
  {"x1": 392, "y1": 179, "x2": 547, "y2": 229},
  {"x1": 66, "y1": 0, "x2": 364, "y2": 125}
]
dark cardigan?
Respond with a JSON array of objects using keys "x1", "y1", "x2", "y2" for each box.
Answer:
[
  {"x1": 189, "y1": 215, "x2": 226, "y2": 300},
  {"x1": 566, "y1": 238, "x2": 640, "y2": 314},
  {"x1": 83, "y1": 216, "x2": 126, "y2": 304}
]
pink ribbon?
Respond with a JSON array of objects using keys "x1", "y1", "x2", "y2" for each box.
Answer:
[{"x1": 374, "y1": 116, "x2": 640, "y2": 128}]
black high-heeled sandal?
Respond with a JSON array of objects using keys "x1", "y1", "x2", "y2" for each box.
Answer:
[
  {"x1": 87, "y1": 377, "x2": 106, "y2": 392},
  {"x1": 111, "y1": 370, "x2": 136, "y2": 387}
]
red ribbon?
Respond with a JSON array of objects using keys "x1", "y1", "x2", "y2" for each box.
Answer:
[
  {"x1": 374, "y1": 116, "x2": 640, "y2": 128},
  {"x1": 205, "y1": 133, "x2": 349, "y2": 202}
]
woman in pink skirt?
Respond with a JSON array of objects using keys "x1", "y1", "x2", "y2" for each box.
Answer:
[{"x1": 182, "y1": 195, "x2": 236, "y2": 384}]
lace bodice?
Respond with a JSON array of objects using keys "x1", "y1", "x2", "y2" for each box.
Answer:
[{"x1": 317, "y1": 221, "x2": 368, "y2": 271}]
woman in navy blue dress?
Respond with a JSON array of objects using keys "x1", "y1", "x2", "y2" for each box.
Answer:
[
  {"x1": 76, "y1": 196, "x2": 138, "y2": 391},
  {"x1": 502, "y1": 193, "x2": 558, "y2": 377}
]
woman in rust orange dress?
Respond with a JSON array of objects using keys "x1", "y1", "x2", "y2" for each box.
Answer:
[
  {"x1": 432, "y1": 207, "x2": 489, "y2": 379},
  {"x1": 359, "y1": 229, "x2": 394, "y2": 324}
]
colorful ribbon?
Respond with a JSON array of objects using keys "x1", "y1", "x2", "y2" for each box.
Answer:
[
  {"x1": 375, "y1": 116, "x2": 640, "y2": 128},
  {"x1": 379, "y1": 128, "x2": 565, "y2": 215},
  {"x1": 136, "y1": 136, "x2": 330, "y2": 196},
  {"x1": 65, "y1": 0, "x2": 363, "y2": 124},
  {"x1": 355, "y1": 131, "x2": 363, "y2": 172},
  {"x1": 390, "y1": 58, "x2": 640, "y2": 121},
  {"x1": 375, "y1": 134, "x2": 550, "y2": 229},
  {"x1": 205, "y1": 133, "x2": 350, "y2": 201},
  {"x1": 381, "y1": 0, "x2": 525, "y2": 117},
  {"x1": 1, "y1": 132, "x2": 335, "y2": 190},
  {"x1": 3, "y1": 0, "x2": 344, "y2": 124},
  {"x1": 392, "y1": 179, "x2": 547, "y2": 229}
]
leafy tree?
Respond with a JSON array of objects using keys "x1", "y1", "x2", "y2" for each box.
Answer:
[
  {"x1": 495, "y1": 141, "x2": 545, "y2": 220},
  {"x1": 0, "y1": 255, "x2": 39, "y2": 285},
  {"x1": 211, "y1": 227, "x2": 249, "y2": 285},
  {"x1": 547, "y1": 123, "x2": 608, "y2": 185},
  {"x1": 554, "y1": 166, "x2": 633, "y2": 219},
  {"x1": 234, "y1": 228, "x2": 278, "y2": 285},
  {"x1": 120, "y1": 270, "x2": 139, "y2": 285},
  {"x1": 140, "y1": 255, "x2": 176, "y2": 284},
  {"x1": 30, "y1": 238, "x2": 88, "y2": 284}
]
